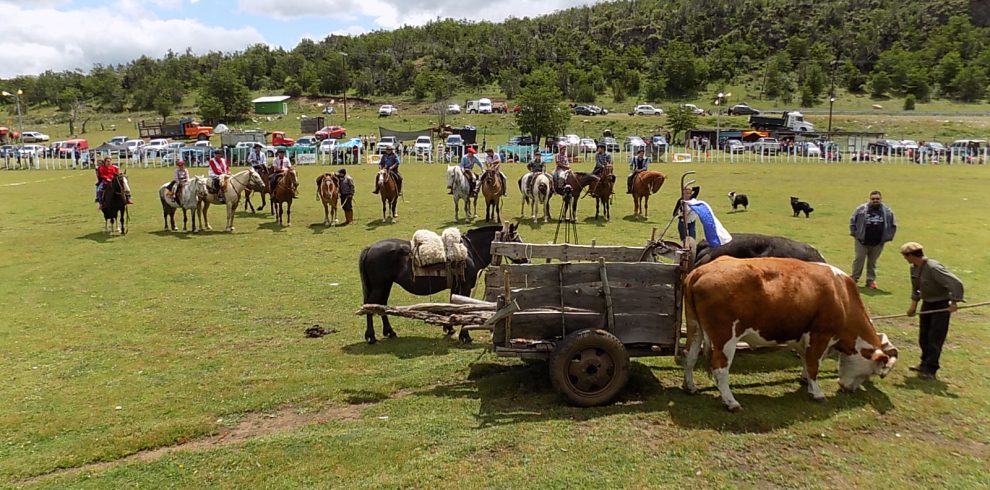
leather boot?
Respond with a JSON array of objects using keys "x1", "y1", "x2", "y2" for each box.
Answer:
[{"x1": 345, "y1": 210, "x2": 353, "y2": 224}]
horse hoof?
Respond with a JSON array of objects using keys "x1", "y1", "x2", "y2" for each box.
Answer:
[{"x1": 366, "y1": 337, "x2": 377, "y2": 345}]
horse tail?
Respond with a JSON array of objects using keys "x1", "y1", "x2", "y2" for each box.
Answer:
[{"x1": 358, "y1": 246, "x2": 371, "y2": 303}]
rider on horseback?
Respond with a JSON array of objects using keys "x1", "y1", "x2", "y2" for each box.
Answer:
[
  {"x1": 95, "y1": 157, "x2": 133, "y2": 209},
  {"x1": 208, "y1": 149, "x2": 229, "y2": 204},
  {"x1": 247, "y1": 143, "x2": 267, "y2": 173},
  {"x1": 484, "y1": 148, "x2": 508, "y2": 196},
  {"x1": 166, "y1": 159, "x2": 189, "y2": 200},
  {"x1": 270, "y1": 148, "x2": 297, "y2": 198},
  {"x1": 374, "y1": 146, "x2": 402, "y2": 195},
  {"x1": 627, "y1": 148, "x2": 649, "y2": 194},
  {"x1": 552, "y1": 148, "x2": 571, "y2": 191},
  {"x1": 449, "y1": 146, "x2": 481, "y2": 194},
  {"x1": 526, "y1": 152, "x2": 548, "y2": 194},
  {"x1": 593, "y1": 144, "x2": 614, "y2": 179}
]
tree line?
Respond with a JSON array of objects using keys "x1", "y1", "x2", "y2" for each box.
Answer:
[{"x1": 2, "y1": 0, "x2": 987, "y2": 125}]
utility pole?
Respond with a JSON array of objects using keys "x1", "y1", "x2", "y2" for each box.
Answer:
[{"x1": 338, "y1": 52, "x2": 349, "y2": 122}]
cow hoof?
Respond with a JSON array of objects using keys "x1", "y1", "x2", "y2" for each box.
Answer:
[
  {"x1": 812, "y1": 395, "x2": 827, "y2": 403},
  {"x1": 681, "y1": 382, "x2": 698, "y2": 395},
  {"x1": 726, "y1": 403, "x2": 743, "y2": 413}
]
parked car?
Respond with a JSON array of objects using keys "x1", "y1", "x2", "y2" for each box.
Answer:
[
  {"x1": 0, "y1": 144, "x2": 18, "y2": 157},
  {"x1": 318, "y1": 138, "x2": 337, "y2": 154},
  {"x1": 900, "y1": 140, "x2": 920, "y2": 154},
  {"x1": 633, "y1": 104, "x2": 663, "y2": 116},
  {"x1": 579, "y1": 138, "x2": 597, "y2": 153},
  {"x1": 60, "y1": 139, "x2": 89, "y2": 157},
  {"x1": 21, "y1": 131, "x2": 50, "y2": 143},
  {"x1": 728, "y1": 103, "x2": 760, "y2": 116},
  {"x1": 868, "y1": 139, "x2": 905, "y2": 155},
  {"x1": 574, "y1": 105, "x2": 598, "y2": 116},
  {"x1": 681, "y1": 103, "x2": 705, "y2": 115},
  {"x1": 650, "y1": 135, "x2": 669, "y2": 153},
  {"x1": 599, "y1": 136, "x2": 620, "y2": 152},
  {"x1": 378, "y1": 104, "x2": 398, "y2": 117},
  {"x1": 142, "y1": 138, "x2": 171, "y2": 156},
  {"x1": 508, "y1": 135, "x2": 535, "y2": 146},
  {"x1": 589, "y1": 105, "x2": 608, "y2": 115},
  {"x1": 751, "y1": 137, "x2": 781, "y2": 154},
  {"x1": 124, "y1": 139, "x2": 145, "y2": 156},
  {"x1": 447, "y1": 104, "x2": 461, "y2": 114},
  {"x1": 315, "y1": 126, "x2": 347, "y2": 140},
  {"x1": 376, "y1": 136, "x2": 397, "y2": 153},
  {"x1": 321, "y1": 106, "x2": 336, "y2": 114},
  {"x1": 107, "y1": 136, "x2": 129, "y2": 146},
  {"x1": 796, "y1": 141, "x2": 822, "y2": 158},
  {"x1": 916, "y1": 142, "x2": 947, "y2": 162},
  {"x1": 18, "y1": 144, "x2": 46, "y2": 157},
  {"x1": 294, "y1": 136, "x2": 318, "y2": 147},
  {"x1": 623, "y1": 136, "x2": 647, "y2": 152},
  {"x1": 414, "y1": 136, "x2": 433, "y2": 156},
  {"x1": 724, "y1": 139, "x2": 745, "y2": 154}
]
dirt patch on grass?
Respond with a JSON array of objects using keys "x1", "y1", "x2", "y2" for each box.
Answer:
[
  {"x1": 16, "y1": 382, "x2": 453, "y2": 486},
  {"x1": 17, "y1": 401, "x2": 373, "y2": 486}
]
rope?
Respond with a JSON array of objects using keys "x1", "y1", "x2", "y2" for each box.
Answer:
[{"x1": 871, "y1": 301, "x2": 990, "y2": 321}]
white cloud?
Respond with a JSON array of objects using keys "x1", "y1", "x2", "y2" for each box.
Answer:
[
  {"x1": 238, "y1": 0, "x2": 599, "y2": 28},
  {"x1": 0, "y1": 4, "x2": 264, "y2": 78}
]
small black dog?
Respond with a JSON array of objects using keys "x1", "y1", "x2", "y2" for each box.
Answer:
[
  {"x1": 728, "y1": 191, "x2": 749, "y2": 211},
  {"x1": 790, "y1": 196, "x2": 814, "y2": 218}
]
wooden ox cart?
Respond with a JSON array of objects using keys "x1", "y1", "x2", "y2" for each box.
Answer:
[
  {"x1": 358, "y1": 237, "x2": 689, "y2": 407},
  {"x1": 478, "y1": 240, "x2": 687, "y2": 406}
]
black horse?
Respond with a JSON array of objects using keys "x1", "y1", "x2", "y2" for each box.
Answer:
[
  {"x1": 694, "y1": 233, "x2": 826, "y2": 266},
  {"x1": 359, "y1": 224, "x2": 522, "y2": 344},
  {"x1": 101, "y1": 174, "x2": 128, "y2": 235}
]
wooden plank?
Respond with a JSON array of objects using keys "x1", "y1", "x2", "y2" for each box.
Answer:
[
  {"x1": 503, "y1": 311, "x2": 605, "y2": 341},
  {"x1": 511, "y1": 284, "x2": 676, "y2": 313},
  {"x1": 486, "y1": 262, "x2": 680, "y2": 290},
  {"x1": 491, "y1": 242, "x2": 655, "y2": 262},
  {"x1": 599, "y1": 258, "x2": 615, "y2": 332},
  {"x1": 612, "y1": 313, "x2": 678, "y2": 345}
]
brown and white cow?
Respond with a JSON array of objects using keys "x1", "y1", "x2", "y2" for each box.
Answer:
[{"x1": 682, "y1": 257, "x2": 897, "y2": 412}]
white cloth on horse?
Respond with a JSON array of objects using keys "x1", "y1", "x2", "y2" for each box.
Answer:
[
  {"x1": 442, "y1": 228, "x2": 469, "y2": 263},
  {"x1": 411, "y1": 229, "x2": 447, "y2": 267}
]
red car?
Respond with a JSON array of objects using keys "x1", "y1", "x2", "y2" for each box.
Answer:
[{"x1": 315, "y1": 126, "x2": 347, "y2": 140}]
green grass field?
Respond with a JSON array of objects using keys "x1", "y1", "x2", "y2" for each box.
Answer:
[{"x1": 1, "y1": 159, "x2": 989, "y2": 488}]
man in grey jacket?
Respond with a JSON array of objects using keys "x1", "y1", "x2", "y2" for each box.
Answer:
[
  {"x1": 849, "y1": 190, "x2": 896, "y2": 289},
  {"x1": 901, "y1": 242, "x2": 964, "y2": 380}
]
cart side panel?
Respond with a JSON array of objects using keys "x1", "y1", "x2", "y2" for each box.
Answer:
[
  {"x1": 494, "y1": 311, "x2": 605, "y2": 344},
  {"x1": 612, "y1": 313, "x2": 678, "y2": 345},
  {"x1": 485, "y1": 262, "x2": 679, "y2": 300}
]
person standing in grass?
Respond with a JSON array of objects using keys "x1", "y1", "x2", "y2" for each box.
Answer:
[
  {"x1": 901, "y1": 242, "x2": 964, "y2": 381},
  {"x1": 850, "y1": 190, "x2": 897, "y2": 289},
  {"x1": 337, "y1": 168, "x2": 355, "y2": 225}
]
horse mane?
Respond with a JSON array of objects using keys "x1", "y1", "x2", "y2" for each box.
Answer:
[{"x1": 645, "y1": 171, "x2": 666, "y2": 193}]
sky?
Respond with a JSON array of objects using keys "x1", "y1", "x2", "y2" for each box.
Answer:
[{"x1": 0, "y1": 0, "x2": 600, "y2": 79}]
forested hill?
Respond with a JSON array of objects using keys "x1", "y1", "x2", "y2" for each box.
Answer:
[{"x1": 3, "y1": 0, "x2": 987, "y2": 122}]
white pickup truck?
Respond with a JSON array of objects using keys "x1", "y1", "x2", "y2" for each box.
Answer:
[{"x1": 378, "y1": 104, "x2": 398, "y2": 117}]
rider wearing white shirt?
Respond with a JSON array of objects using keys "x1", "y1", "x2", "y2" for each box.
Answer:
[
  {"x1": 270, "y1": 149, "x2": 296, "y2": 197},
  {"x1": 484, "y1": 148, "x2": 508, "y2": 196}
]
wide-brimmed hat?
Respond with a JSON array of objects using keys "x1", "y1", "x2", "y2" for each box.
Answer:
[
  {"x1": 276, "y1": 148, "x2": 286, "y2": 154},
  {"x1": 337, "y1": 168, "x2": 346, "y2": 175},
  {"x1": 213, "y1": 148, "x2": 224, "y2": 154},
  {"x1": 253, "y1": 143, "x2": 263, "y2": 148},
  {"x1": 485, "y1": 147, "x2": 494, "y2": 153},
  {"x1": 466, "y1": 147, "x2": 477, "y2": 154}
]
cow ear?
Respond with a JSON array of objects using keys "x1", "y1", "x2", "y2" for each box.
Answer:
[{"x1": 871, "y1": 350, "x2": 889, "y2": 364}]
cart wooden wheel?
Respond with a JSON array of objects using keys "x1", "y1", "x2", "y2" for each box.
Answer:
[{"x1": 549, "y1": 329, "x2": 630, "y2": 406}]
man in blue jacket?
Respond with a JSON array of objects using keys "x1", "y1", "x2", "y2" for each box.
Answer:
[{"x1": 849, "y1": 190, "x2": 897, "y2": 289}]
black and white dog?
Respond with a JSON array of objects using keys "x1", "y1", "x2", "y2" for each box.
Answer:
[
  {"x1": 727, "y1": 191, "x2": 749, "y2": 211},
  {"x1": 790, "y1": 196, "x2": 814, "y2": 218}
]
